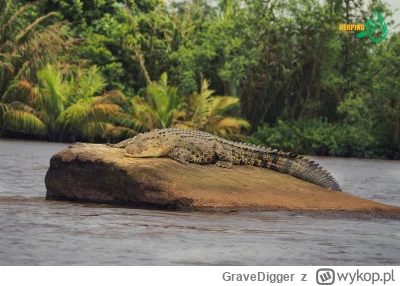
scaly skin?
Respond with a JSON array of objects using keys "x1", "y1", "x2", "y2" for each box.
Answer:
[{"x1": 110, "y1": 128, "x2": 341, "y2": 191}]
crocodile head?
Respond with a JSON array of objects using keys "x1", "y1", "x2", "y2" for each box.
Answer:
[{"x1": 124, "y1": 133, "x2": 166, "y2": 158}]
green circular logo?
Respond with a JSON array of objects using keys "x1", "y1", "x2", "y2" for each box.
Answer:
[{"x1": 356, "y1": 10, "x2": 388, "y2": 43}]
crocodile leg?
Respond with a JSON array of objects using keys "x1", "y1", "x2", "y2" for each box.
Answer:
[
  {"x1": 168, "y1": 148, "x2": 192, "y2": 164},
  {"x1": 214, "y1": 143, "x2": 233, "y2": 168}
]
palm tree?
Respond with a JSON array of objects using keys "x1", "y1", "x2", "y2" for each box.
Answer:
[
  {"x1": 0, "y1": 100, "x2": 46, "y2": 137},
  {"x1": 122, "y1": 73, "x2": 249, "y2": 139},
  {"x1": 2, "y1": 64, "x2": 134, "y2": 142},
  {"x1": 120, "y1": 72, "x2": 184, "y2": 131},
  {"x1": 0, "y1": 0, "x2": 72, "y2": 94},
  {"x1": 176, "y1": 79, "x2": 250, "y2": 139},
  {"x1": 0, "y1": 0, "x2": 74, "y2": 138}
]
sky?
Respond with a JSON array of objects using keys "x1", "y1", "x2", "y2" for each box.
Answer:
[{"x1": 386, "y1": 0, "x2": 400, "y2": 31}]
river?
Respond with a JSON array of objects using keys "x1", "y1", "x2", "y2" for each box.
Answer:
[{"x1": 0, "y1": 140, "x2": 399, "y2": 265}]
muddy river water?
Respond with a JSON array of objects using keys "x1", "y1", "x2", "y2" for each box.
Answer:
[{"x1": 0, "y1": 140, "x2": 399, "y2": 265}]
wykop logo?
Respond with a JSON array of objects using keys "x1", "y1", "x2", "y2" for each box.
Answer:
[{"x1": 316, "y1": 268, "x2": 335, "y2": 285}]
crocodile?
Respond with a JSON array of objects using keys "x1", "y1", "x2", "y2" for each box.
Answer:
[{"x1": 110, "y1": 128, "x2": 341, "y2": 191}]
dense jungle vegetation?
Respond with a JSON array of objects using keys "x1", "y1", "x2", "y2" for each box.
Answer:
[{"x1": 0, "y1": 0, "x2": 399, "y2": 158}]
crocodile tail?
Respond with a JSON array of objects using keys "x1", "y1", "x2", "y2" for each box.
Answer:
[{"x1": 261, "y1": 150, "x2": 342, "y2": 191}]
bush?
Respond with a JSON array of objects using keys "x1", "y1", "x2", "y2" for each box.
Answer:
[{"x1": 249, "y1": 118, "x2": 379, "y2": 158}]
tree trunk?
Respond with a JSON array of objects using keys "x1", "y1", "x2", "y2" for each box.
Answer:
[
  {"x1": 297, "y1": 88, "x2": 309, "y2": 122},
  {"x1": 223, "y1": 81, "x2": 229, "y2": 95},
  {"x1": 290, "y1": 97, "x2": 297, "y2": 121}
]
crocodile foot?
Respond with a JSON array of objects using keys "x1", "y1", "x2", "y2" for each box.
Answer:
[{"x1": 215, "y1": 161, "x2": 233, "y2": 168}]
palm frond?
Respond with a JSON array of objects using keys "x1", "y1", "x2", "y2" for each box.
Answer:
[
  {"x1": 103, "y1": 124, "x2": 137, "y2": 140},
  {"x1": 86, "y1": 122, "x2": 107, "y2": 140},
  {"x1": 209, "y1": 96, "x2": 240, "y2": 116},
  {"x1": 3, "y1": 109, "x2": 46, "y2": 135},
  {"x1": 175, "y1": 78, "x2": 248, "y2": 139},
  {"x1": 15, "y1": 12, "x2": 58, "y2": 42},
  {"x1": 93, "y1": 90, "x2": 126, "y2": 105},
  {"x1": 145, "y1": 73, "x2": 181, "y2": 128},
  {"x1": 130, "y1": 96, "x2": 160, "y2": 130},
  {"x1": 8, "y1": 101, "x2": 36, "y2": 113},
  {"x1": 1, "y1": 2, "x2": 35, "y2": 35},
  {"x1": 57, "y1": 99, "x2": 91, "y2": 127},
  {"x1": 74, "y1": 65, "x2": 107, "y2": 99},
  {"x1": 91, "y1": 103, "x2": 120, "y2": 119},
  {"x1": 16, "y1": 79, "x2": 37, "y2": 104},
  {"x1": 0, "y1": 102, "x2": 9, "y2": 114},
  {"x1": 172, "y1": 120, "x2": 197, "y2": 129},
  {"x1": 85, "y1": 122, "x2": 135, "y2": 141},
  {"x1": 16, "y1": 79, "x2": 33, "y2": 90},
  {"x1": 206, "y1": 117, "x2": 250, "y2": 140},
  {"x1": 13, "y1": 60, "x2": 29, "y2": 81},
  {"x1": 215, "y1": 117, "x2": 250, "y2": 130},
  {"x1": 0, "y1": 52, "x2": 14, "y2": 75},
  {"x1": 113, "y1": 112, "x2": 144, "y2": 131},
  {"x1": 36, "y1": 64, "x2": 70, "y2": 117}
]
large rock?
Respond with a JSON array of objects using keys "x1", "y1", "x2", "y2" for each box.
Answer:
[{"x1": 45, "y1": 143, "x2": 400, "y2": 218}]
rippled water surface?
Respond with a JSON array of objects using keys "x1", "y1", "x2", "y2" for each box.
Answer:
[{"x1": 0, "y1": 140, "x2": 399, "y2": 265}]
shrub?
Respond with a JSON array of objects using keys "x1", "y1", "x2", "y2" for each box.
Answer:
[{"x1": 249, "y1": 118, "x2": 378, "y2": 158}]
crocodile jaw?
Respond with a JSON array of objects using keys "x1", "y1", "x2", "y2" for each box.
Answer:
[{"x1": 124, "y1": 148, "x2": 165, "y2": 158}]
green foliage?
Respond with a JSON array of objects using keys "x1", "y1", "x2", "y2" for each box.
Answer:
[
  {"x1": 0, "y1": 0, "x2": 72, "y2": 95},
  {"x1": 1, "y1": 102, "x2": 47, "y2": 135},
  {"x1": 119, "y1": 73, "x2": 249, "y2": 139},
  {"x1": 176, "y1": 79, "x2": 250, "y2": 139},
  {"x1": 124, "y1": 72, "x2": 183, "y2": 131},
  {"x1": 2, "y1": 64, "x2": 134, "y2": 142},
  {"x1": 0, "y1": 0, "x2": 399, "y2": 158},
  {"x1": 249, "y1": 119, "x2": 378, "y2": 158}
]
